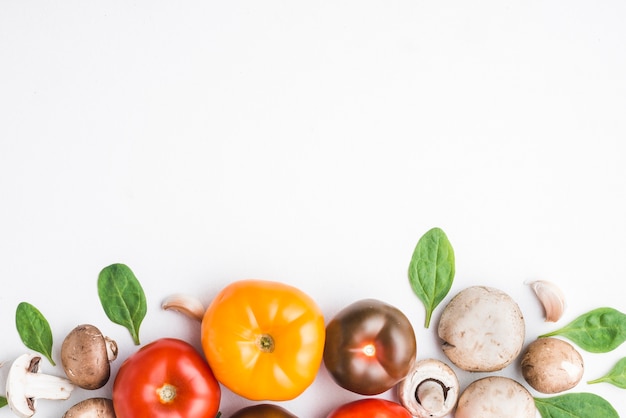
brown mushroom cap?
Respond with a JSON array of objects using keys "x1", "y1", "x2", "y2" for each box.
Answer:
[
  {"x1": 230, "y1": 404, "x2": 298, "y2": 418},
  {"x1": 438, "y1": 286, "x2": 525, "y2": 372},
  {"x1": 61, "y1": 324, "x2": 117, "y2": 390},
  {"x1": 62, "y1": 398, "x2": 116, "y2": 418},
  {"x1": 521, "y1": 337, "x2": 584, "y2": 394},
  {"x1": 455, "y1": 376, "x2": 535, "y2": 418}
]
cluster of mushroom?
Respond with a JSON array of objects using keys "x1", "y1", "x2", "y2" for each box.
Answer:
[
  {"x1": 5, "y1": 324, "x2": 118, "y2": 417},
  {"x1": 398, "y1": 283, "x2": 582, "y2": 418}
]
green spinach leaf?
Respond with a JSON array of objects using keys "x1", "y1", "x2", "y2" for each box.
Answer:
[
  {"x1": 535, "y1": 393, "x2": 618, "y2": 418},
  {"x1": 408, "y1": 227, "x2": 455, "y2": 328},
  {"x1": 98, "y1": 263, "x2": 147, "y2": 345},
  {"x1": 539, "y1": 307, "x2": 626, "y2": 353},
  {"x1": 15, "y1": 302, "x2": 56, "y2": 365},
  {"x1": 588, "y1": 357, "x2": 626, "y2": 389},
  {"x1": 1, "y1": 395, "x2": 7, "y2": 408}
]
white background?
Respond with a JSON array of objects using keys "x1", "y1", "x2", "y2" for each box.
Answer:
[{"x1": 1, "y1": 1, "x2": 626, "y2": 417}]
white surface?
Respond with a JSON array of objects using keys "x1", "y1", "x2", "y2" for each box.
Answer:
[{"x1": 1, "y1": 1, "x2": 625, "y2": 417}]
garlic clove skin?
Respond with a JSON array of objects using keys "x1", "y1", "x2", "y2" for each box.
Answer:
[{"x1": 527, "y1": 280, "x2": 566, "y2": 322}]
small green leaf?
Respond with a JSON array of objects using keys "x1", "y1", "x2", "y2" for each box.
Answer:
[
  {"x1": 15, "y1": 302, "x2": 56, "y2": 365},
  {"x1": 0, "y1": 396, "x2": 7, "y2": 408},
  {"x1": 588, "y1": 357, "x2": 626, "y2": 388},
  {"x1": 539, "y1": 307, "x2": 626, "y2": 353},
  {"x1": 98, "y1": 263, "x2": 147, "y2": 345},
  {"x1": 408, "y1": 227, "x2": 455, "y2": 328},
  {"x1": 535, "y1": 393, "x2": 619, "y2": 418}
]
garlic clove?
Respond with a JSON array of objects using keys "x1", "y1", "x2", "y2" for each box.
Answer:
[
  {"x1": 161, "y1": 294, "x2": 206, "y2": 322},
  {"x1": 527, "y1": 280, "x2": 566, "y2": 322}
]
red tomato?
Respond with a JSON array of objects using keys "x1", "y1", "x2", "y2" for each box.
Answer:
[
  {"x1": 112, "y1": 338, "x2": 220, "y2": 418},
  {"x1": 327, "y1": 399, "x2": 412, "y2": 418}
]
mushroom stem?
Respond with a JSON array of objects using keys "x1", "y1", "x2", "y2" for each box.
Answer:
[
  {"x1": 23, "y1": 372, "x2": 75, "y2": 400},
  {"x1": 162, "y1": 294, "x2": 206, "y2": 322},
  {"x1": 416, "y1": 379, "x2": 449, "y2": 412},
  {"x1": 104, "y1": 337, "x2": 119, "y2": 362}
]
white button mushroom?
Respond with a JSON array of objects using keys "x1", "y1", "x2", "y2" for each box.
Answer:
[
  {"x1": 397, "y1": 358, "x2": 459, "y2": 418},
  {"x1": 437, "y1": 286, "x2": 525, "y2": 372},
  {"x1": 455, "y1": 376, "x2": 536, "y2": 418},
  {"x1": 6, "y1": 353, "x2": 75, "y2": 418},
  {"x1": 521, "y1": 337, "x2": 584, "y2": 394}
]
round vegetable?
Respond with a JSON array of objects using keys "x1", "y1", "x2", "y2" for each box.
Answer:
[
  {"x1": 230, "y1": 404, "x2": 298, "y2": 418},
  {"x1": 438, "y1": 286, "x2": 525, "y2": 372},
  {"x1": 201, "y1": 279, "x2": 325, "y2": 401},
  {"x1": 327, "y1": 399, "x2": 412, "y2": 418},
  {"x1": 323, "y1": 299, "x2": 417, "y2": 395},
  {"x1": 521, "y1": 337, "x2": 584, "y2": 393},
  {"x1": 112, "y1": 338, "x2": 220, "y2": 418}
]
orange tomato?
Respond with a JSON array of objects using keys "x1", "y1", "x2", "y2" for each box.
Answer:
[{"x1": 201, "y1": 279, "x2": 325, "y2": 401}]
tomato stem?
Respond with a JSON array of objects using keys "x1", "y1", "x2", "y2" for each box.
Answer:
[
  {"x1": 156, "y1": 383, "x2": 177, "y2": 404},
  {"x1": 256, "y1": 334, "x2": 275, "y2": 353}
]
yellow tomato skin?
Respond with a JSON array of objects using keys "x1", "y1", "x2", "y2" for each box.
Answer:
[{"x1": 201, "y1": 279, "x2": 325, "y2": 401}]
